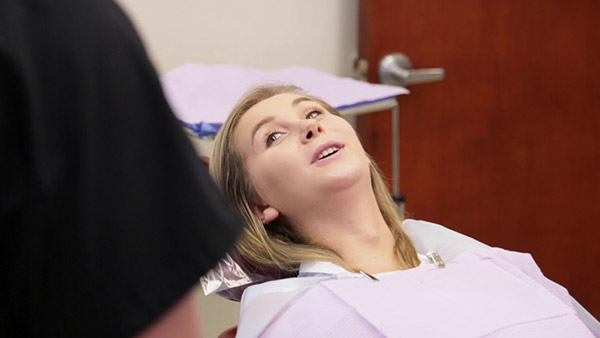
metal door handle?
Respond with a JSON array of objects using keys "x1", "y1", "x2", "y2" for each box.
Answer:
[{"x1": 378, "y1": 53, "x2": 445, "y2": 87}]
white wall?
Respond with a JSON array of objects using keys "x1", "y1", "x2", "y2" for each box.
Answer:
[
  {"x1": 116, "y1": 0, "x2": 359, "y2": 76},
  {"x1": 113, "y1": 1, "x2": 358, "y2": 336}
]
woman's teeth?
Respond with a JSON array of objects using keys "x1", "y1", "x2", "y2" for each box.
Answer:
[{"x1": 318, "y1": 146, "x2": 340, "y2": 160}]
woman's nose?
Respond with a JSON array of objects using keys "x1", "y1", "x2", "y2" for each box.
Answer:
[{"x1": 301, "y1": 120, "x2": 322, "y2": 143}]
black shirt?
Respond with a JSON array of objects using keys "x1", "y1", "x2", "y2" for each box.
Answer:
[{"x1": 0, "y1": 0, "x2": 242, "y2": 336}]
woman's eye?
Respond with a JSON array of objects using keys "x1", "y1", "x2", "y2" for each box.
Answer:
[
  {"x1": 266, "y1": 132, "x2": 282, "y2": 146},
  {"x1": 307, "y1": 110, "x2": 321, "y2": 119}
]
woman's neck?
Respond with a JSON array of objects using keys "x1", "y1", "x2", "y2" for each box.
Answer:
[{"x1": 292, "y1": 182, "x2": 407, "y2": 274}]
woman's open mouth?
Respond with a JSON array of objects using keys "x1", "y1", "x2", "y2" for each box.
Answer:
[
  {"x1": 317, "y1": 146, "x2": 340, "y2": 160},
  {"x1": 311, "y1": 143, "x2": 345, "y2": 164}
]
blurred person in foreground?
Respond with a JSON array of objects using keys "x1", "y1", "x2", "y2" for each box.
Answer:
[{"x1": 0, "y1": 0, "x2": 242, "y2": 336}]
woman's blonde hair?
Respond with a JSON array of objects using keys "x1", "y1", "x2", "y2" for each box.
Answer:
[{"x1": 210, "y1": 84, "x2": 419, "y2": 273}]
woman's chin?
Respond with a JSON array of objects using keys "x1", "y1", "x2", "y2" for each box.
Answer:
[{"x1": 319, "y1": 165, "x2": 370, "y2": 192}]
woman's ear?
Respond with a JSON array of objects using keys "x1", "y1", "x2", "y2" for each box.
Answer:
[{"x1": 254, "y1": 203, "x2": 280, "y2": 224}]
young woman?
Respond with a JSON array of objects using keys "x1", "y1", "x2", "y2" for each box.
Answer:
[{"x1": 209, "y1": 85, "x2": 598, "y2": 337}]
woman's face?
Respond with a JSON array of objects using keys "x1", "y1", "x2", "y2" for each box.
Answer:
[{"x1": 235, "y1": 93, "x2": 371, "y2": 221}]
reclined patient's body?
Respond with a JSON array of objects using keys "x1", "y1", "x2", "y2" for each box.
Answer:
[{"x1": 208, "y1": 85, "x2": 598, "y2": 337}]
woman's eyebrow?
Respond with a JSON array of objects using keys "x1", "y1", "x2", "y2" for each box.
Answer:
[
  {"x1": 292, "y1": 97, "x2": 315, "y2": 106},
  {"x1": 251, "y1": 115, "x2": 275, "y2": 143}
]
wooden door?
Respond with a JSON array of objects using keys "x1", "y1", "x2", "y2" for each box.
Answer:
[{"x1": 357, "y1": 0, "x2": 600, "y2": 317}]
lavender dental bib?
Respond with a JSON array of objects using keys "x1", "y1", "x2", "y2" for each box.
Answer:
[{"x1": 262, "y1": 248, "x2": 593, "y2": 337}]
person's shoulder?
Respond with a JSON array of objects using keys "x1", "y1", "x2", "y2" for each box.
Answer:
[
  {"x1": 237, "y1": 275, "x2": 328, "y2": 337},
  {"x1": 402, "y1": 219, "x2": 489, "y2": 261},
  {"x1": 241, "y1": 275, "x2": 327, "y2": 305}
]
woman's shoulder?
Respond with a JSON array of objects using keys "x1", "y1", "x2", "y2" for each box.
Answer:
[
  {"x1": 241, "y1": 275, "x2": 328, "y2": 303},
  {"x1": 402, "y1": 218, "x2": 490, "y2": 261},
  {"x1": 237, "y1": 275, "x2": 330, "y2": 337}
]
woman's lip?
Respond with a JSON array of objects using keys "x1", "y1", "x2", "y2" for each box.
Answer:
[{"x1": 311, "y1": 142, "x2": 345, "y2": 164}]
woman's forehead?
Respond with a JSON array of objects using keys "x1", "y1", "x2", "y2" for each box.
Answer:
[
  {"x1": 237, "y1": 93, "x2": 312, "y2": 130},
  {"x1": 247, "y1": 93, "x2": 308, "y2": 117}
]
